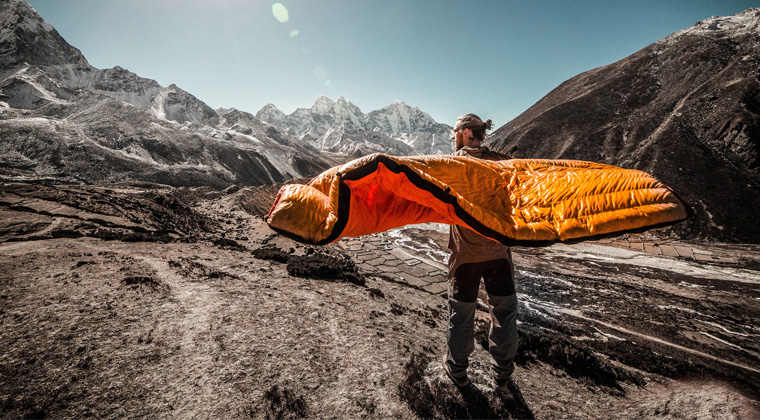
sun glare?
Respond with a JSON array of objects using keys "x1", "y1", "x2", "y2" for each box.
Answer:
[{"x1": 271, "y1": 2, "x2": 289, "y2": 23}]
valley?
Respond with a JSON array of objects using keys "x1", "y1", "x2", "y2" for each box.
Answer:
[{"x1": 2, "y1": 1, "x2": 760, "y2": 418}]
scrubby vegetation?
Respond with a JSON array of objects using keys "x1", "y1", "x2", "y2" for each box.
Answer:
[
  {"x1": 252, "y1": 247, "x2": 366, "y2": 286},
  {"x1": 262, "y1": 385, "x2": 310, "y2": 420}
]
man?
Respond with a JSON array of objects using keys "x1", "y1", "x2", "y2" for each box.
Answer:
[{"x1": 443, "y1": 113, "x2": 520, "y2": 397}]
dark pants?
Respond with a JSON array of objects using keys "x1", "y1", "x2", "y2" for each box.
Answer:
[{"x1": 445, "y1": 258, "x2": 518, "y2": 385}]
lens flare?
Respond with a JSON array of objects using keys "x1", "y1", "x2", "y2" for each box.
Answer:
[
  {"x1": 289, "y1": 29, "x2": 299, "y2": 38},
  {"x1": 272, "y1": 2, "x2": 289, "y2": 23}
]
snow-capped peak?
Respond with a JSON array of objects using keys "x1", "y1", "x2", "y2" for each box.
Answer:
[
  {"x1": 334, "y1": 97, "x2": 363, "y2": 121},
  {"x1": 256, "y1": 95, "x2": 454, "y2": 155},
  {"x1": 216, "y1": 107, "x2": 237, "y2": 117},
  {"x1": 311, "y1": 96, "x2": 336, "y2": 114},
  {"x1": 255, "y1": 103, "x2": 288, "y2": 126},
  {"x1": 1, "y1": 0, "x2": 90, "y2": 68},
  {"x1": 260, "y1": 103, "x2": 280, "y2": 111},
  {"x1": 3, "y1": 0, "x2": 54, "y2": 33}
]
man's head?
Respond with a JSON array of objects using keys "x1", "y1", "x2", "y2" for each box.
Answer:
[{"x1": 451, "y1": 113, "x2": 493, "y2": 150}]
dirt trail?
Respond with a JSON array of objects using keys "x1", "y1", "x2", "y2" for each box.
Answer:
[{"x1": 116, "y1": 248, "x2": 220, "y2": 419}]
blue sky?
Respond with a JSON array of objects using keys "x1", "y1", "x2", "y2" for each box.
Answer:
[{"x1": 26, "y1": 0, "x2": 758, "y2": 126}]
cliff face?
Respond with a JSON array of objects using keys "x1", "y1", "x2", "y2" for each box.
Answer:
[
  {"x1": 488, "y1": 9, "x2": 760, "y2": 243},
  {"x1": 0, "y1": 0, "x2": 89, "y2": 68}
]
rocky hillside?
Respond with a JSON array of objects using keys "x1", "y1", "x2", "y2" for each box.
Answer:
[
  {"x1": 0, "y1": 0, "x2": 344, "y2": 186},
  {"x1": 488, "y1": 9, "x2": 760, "y2": 243},
  {"x1": 0, "y1": 0, "x2": 454, "y2": 186},
  {"x1": 0, "y1": 1, "x2": 218, "y2": 126},
  {"x1": 1, "y1": 181, "x2": 758, "y2": 418}
]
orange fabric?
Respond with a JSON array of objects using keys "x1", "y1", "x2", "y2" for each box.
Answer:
[{"x1": 266, "y1": 153, "x2": 690, "y2": 246}]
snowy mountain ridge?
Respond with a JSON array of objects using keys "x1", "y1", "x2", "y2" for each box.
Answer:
[
  {"x1": 0, "y1": 0, "x2": 346, "y2": 186},
  {"x1": 255, "y1": 96, "x2": 454, "y2": 156},
  {"x1": 661, "y1": 8, "x2": 759, "y2": 43},
  {"x1": 2, "y1": 0, "x2": 453, "y2": 158},
  {"x1": 1, "y1": 1, "x2": 219, "y2": 127}
]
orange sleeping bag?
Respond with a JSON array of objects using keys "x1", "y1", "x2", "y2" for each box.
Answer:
[{"x1": 266, "y1": 153, "x2": 691, "y2": 246}]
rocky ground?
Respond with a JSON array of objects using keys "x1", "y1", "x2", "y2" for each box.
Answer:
[{"x1": 1, "y1": 181, "x2": 758, "y2": 419}]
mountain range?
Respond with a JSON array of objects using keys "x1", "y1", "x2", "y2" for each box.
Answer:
[
  {"x1": 1, "y1": 0, "x2": 759, "y2": 242},
  {"x1": 487, "y1": 8, "x2": 760, "y2": 243},
  {"x1": 254, "y1": 97, "x2": 452, "y2": 156},
  {"x1": 0, "y1": 0, "x2": 450, "y2": 188}
]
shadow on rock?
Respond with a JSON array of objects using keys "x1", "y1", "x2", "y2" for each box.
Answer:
[
  {"x1": 261, "y1": 385, "x2": 309, "y2": 420},
  {"x1": 398, "y1": 352, "x2": 535, "y2": 419}
]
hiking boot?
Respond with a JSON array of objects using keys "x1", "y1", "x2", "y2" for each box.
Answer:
[
  {"x1": 496, "y1": 377, "x2": 535, "y2": 419},
  {"x1": 495, "y1": 376, "x2": 518, "y2": 395},
  {"x1": 442, "y1": 356, "x2": 471, "y2": 389}
]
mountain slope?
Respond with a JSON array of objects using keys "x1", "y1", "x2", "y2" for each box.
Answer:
[
  {"x1": 1, "y1": 97, "x2": 322, "y2": 187},
  {"x1": 367, "y1": 101, "x2": 453, "y2": 154},
  {"x1": 0, "y1": 0, "x2": 343, "y2": 186},
  {"x1": 0, "y1": 0, "x2": 88, "y2": 69},
  {"x1": 1, "y1": 0, "x2": 453, "y2": 187},
  {"x1": 488, "y1": 8, "x2": 760, "y2": 243},
  {"x1": 0, "y1": 0, "x2": 218, "y2": 126}
]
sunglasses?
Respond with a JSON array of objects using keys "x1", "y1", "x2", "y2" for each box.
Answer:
[{"x1": 451, "y1": 127, "x2": 470, "y2": 137}]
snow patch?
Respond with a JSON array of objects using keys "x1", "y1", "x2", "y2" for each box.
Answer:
[
  {"x1": 698, "y1": 320, "x2": 751, "y2": 337},
  {"x1": 658, "y1": 8, "x2": 760, "y2": 46},
  {"x1": 700, "y1": 332, "x2": 756, "y2": 355}
]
